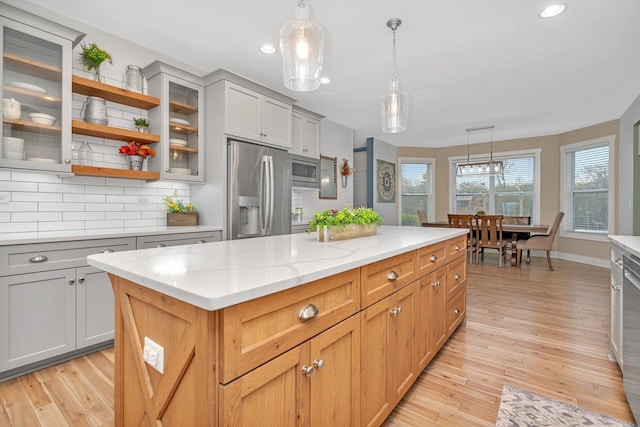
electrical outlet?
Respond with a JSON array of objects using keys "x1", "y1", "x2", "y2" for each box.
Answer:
[
  {"x1": 143, "y1": 336, "x2": 164, "y2": 374},
  {"x1": 0, "y1": 192, "x2": 9, "y2": 204}
]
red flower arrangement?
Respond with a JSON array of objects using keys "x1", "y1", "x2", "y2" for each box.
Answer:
[
  {"x1": 118, "y1": 140, "x2": 156, "y2": 159},
  {"x1": 340, "y1": 158, "x2": 353, "y2": 176}
]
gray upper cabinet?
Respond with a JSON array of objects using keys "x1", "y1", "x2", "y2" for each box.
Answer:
[
  {"x1": 0, "y1": 4, "x2": 84, "y2": 173},
  {"x1": 225, "y1": 81, "x2": 293, "y2": 149},
  {"x1": 144, "y1": 61, "x2": 205, "y2": 182},
  {"x1": 291, "y1": 106, "x2": 322, "y2": 158}
]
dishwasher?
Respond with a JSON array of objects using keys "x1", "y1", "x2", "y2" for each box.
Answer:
[{"x1": 623, "y1": 253, "x2": 640, "y2": 423}]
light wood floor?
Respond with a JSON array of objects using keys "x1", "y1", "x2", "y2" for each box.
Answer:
[{"x1": 0, "y1": 256, "x2": 635, "y2": 426}]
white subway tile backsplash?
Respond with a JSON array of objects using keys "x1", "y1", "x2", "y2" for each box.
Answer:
[
  {"x1": 85, "y1": 185, "x2": 124, "y2": 195},
  {"x1": 64, "y1": 211, "x2": 104, "y2": 221},
  {"x1": 0, "y1": 202, "x2": 37, "y2": 212},
  {"x1": 106, "y1": 211, "x2": 141, "y2": 220},
  {"x1": 63, "y1": 175, "x2": 107, "y2": 186},
  {"x1": 64, "y1": 193, "x2": 105, "y2": 203},
  {"x1": 85, "y1": 220, "x2": 125, "y2": 229},
  {"x1": 39, "y1": 202, "x2": 85, "y2": 212},
  {"x1": 39, "y1": 183, "x2": 85, "y2": 194},
  {"x1": 124, "y1": 219, "x2": 158, "y2": 228},
  {"x1": 1, "y1": 181, "x2": 39, "y2": 192},
  {"x1": 10, "y1": 171, "x2": 62, "y2": 183},
  {"x1": 105, "y1": 178, "x2": 143, "y2": 188},
  {"x1": 0, "y1": 170, "x2": 11, "y2": 180},
  {"x1": 38, "y1": 221, "x2": 85, "y2": 231},
  {"x1": 105, "y1": 195, "x2": 140, "y2": 204},
  {"x1": 124, "y1": 187, "x2": 158, "y2": 196},
  {"x1": 0, "y1": 222, "x2": 37, "y2": 233},
  {"x1": 12, "y1": 212, "x2": 63, "y2": 222},
  {"x1": 86, "y1": 203, "x2": 125, "y2": 212},
  {"x1": 12, "y1": 192, "x2": 62, "y2": 202}
]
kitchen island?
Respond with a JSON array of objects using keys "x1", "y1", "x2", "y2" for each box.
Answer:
[{"x1": 88, "y1": 226, "x2": 468, "y2": 426}]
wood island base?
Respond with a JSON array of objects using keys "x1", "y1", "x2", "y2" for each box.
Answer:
[{"x1": 109, "y1": 234, "x2": 467, "y2": 426}]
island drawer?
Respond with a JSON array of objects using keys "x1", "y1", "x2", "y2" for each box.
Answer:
[
  {"x1": 447, "y1": 286, "x2": 466, "y2": 335},
  {"x1": 0, "y1": 238, "x2": 136, "y2": 276},
  {"x1": 219, "y1": 268, "x2": 360, "y2": 383},
  {"x1": 360, "y1": 251, "x2": 416, "y2": 308},
  {"x1": 417, "y1": 240, "x2": 448, "y2": 277},
  {"x1": 136, "y1": 231, "x2": 221, "y2": 249},
  {"x1": 447, "y1": 235, "x2": 467, "y2": 260},
  {"x1": 446, "y1": 255, "x2": 466, "y2": 300}
]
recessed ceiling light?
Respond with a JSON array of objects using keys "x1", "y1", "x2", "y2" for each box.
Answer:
[
  {"x1": 260, "y1": 44, "x2": 276, "y2": 54},
  {"x1": 319, "y1": 76, "x2": 331, "y2": 84},
  {"x1": 540, "y1": 4, "x2": 567, "y2": 18}
]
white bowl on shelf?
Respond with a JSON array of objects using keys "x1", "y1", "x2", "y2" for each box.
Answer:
[
  {"x1": 28, "y1": 113, "x2": 56, "y2": 125},
  {"x1": 169, "y1": 118, "x2": 190, "y2": 127},
  {"x1": 3, "y1": 136, "x2": 25, "y2": 147},
  {"x1": 169, "y1": 138, "x2": 188, "y2": 147},
  {"x1": 168, "y1": 167, "x2": 192, "y2": 175}
]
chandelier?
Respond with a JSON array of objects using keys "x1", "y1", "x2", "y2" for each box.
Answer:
[
  {"x1": 381, "y1": 18, "x2": 408, "y2": 133},
  {"x1": 279, "y1": 0, "x2": 325, "y2": 92},
  {"x1": 456, "y1": 125, "x2": 504, "y2": 177}
]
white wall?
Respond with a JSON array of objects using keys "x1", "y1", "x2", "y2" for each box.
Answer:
[
  {"x1": 295, "y1": 119, "x2": 354, "y2": 221},
  {"x1": 618, "y1": 93, "x2": 640, "y2": 235}
]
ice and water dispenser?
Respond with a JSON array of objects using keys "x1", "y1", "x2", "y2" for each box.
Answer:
[{"x1": 238, "y1": 196, "x2": 260, "y2": 236}]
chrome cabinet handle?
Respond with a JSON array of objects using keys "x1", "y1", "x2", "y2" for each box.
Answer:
[
  {"x1": 78, "y1": 277, "x2": 85, "y2": 283},
  {"x1": 29, "y1": 255, "x2": 48, "y2": 263},
  {"x1": 64, "y1": 158, "x2": 71, "y2": 164},
  {"x1": 298, "y1": 303, "x2": 319, "y2": 321},
  {"x1": 455, "y1": 245, "x2": 461, "y2": 251},
  {"x1": 432, "y1": 280, "x2": 441, "y2": 288},
  {"x1": 301, "y1": 365, "x2": 314, "y2": 377},
  {"x1": 387, "y1": 270, "x2": 398, "y2": 281},
  {"x1": 68, "y1": 279, "x2": 75, "y2": 285},
  {"x1": 612, "y1": 281, "x2": 621, "y2": 291},
  {"x1": 390, "y1": 306, "x2": 404, "y2": 317},
  {"x1": 198, "y1": 240, "x2": 206, "y2": 244},
  {"x1": 615, "y1": 258, "x2": 623, "y2": 266},
  {"x1": 101, "y1": 248, "x2": 114, "y2": 253},
  {"x1": 156, "y1": 243, "x2": 166, "y2": 248},
  {"x1": 454, "y1": 308, "x2": 461, "y2": 315},
  {"x1": 455, "y1": 274, "x2": 461, "y2": 280},
  {"x1": 313, "y1": 359, "x2": 324, "y2": 370},
  {"x1": 430, "y1": 254, "x2": 438, "y2": 262}
]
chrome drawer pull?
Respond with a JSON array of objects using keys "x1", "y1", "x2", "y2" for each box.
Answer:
[
  {"x1": 301, "y1": 365, "x2": 314, "y2": 377},
  {"x1": 313, "y1": 359, "x2": 325, "y2": 370},
  {"x1": 78, "y1": 277, "x2": 85, "y2": 283},
  {"x1": 198, "y1": 240, "x2": 206, "y2": 244},
  {"x1": 156, "y1": 243, "x2": 166, "y2": 248},
  {"x1": 68, "y1": 279, "x2": 75, "y2": 285},
  {"x1": 387, "y1": 270, "x2": 399, "y2": 281},
  {"x1": 454, "y1": 308, "x2": 461, "y2": 315},
  {"x1": 298, "y1": 304, "x2": 319, "y2": 321},
  {"x1": 430, "y1": 254, "x2": 438, "y2": 262},
  {"x1": 615, "y1": 258, "x2": 623, "y2": 266},
  {"x1": 29, "y1": 255, "x2": 48, "y2": 263},
  {"x1": 432, "y1": 280, "x2": 441, "y2": 288},
  {"x1": 455, "y1": 245, "x2": 461, "y2": 251},
  {"x1": 455, "y1": 274, "x2": 461, "y2": 280},
  {"x1": 101, "y1": 248, "x2": 114, "y2": 253}
]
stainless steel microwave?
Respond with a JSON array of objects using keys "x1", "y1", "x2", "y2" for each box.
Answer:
[{"x1": 291, "y1": 155, "x2": 319, "y2": 188}]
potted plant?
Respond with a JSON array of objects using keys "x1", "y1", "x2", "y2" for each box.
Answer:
[
  {"x1": 133, "y1": 117, "x2": 150, "y2": 133},
  {"x1": 118, "y1": 140, "x2": 156, "y2": 171},
  {"x1": 79, "y1": 42, "x2": 113, "y2": 81},
  {"x1": 163, "y1": 190, "x2": 198, "y2": 226},
  {"x1": 307, "y1": 204, "x2": 382, "y2": 241}
]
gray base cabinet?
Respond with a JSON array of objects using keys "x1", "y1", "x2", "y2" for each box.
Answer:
[{"x1": 0, "y1": 229, "x2": 222, "y2": 380}]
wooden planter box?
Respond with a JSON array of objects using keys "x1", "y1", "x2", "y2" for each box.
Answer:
[
  {"x1": 167, "y1": 212, "x2": 198, "y2": 226},
  {"x1": 318, "y1": 223, "x2": 377, "y2": 242}
]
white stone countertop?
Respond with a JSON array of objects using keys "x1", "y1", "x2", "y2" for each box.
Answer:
[
  {"x1": 609, "y1": 235, "x2": 640, "y2": 258},
  {"x1": 88, "y1": 226, "x2": 467, "y2": 311},
  {"x1": 0, "y1": 225, "x2": 223, "y2": 246}
]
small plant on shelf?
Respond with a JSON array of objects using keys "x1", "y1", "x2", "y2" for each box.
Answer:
[
  {"x1": 163, "y1": 190, "x2": 197, "y2": 213},
  {"x1": 307, "y1": 204, "x2": 382, "y2": 233},
  {"x1": 118, "y1": 140, "x2": 156, "y2": 158},
  {"x1": 133, "y1": 117, "x2": 150, "y2": 133},
  {"x1": 79, "y1": 42, "x2": 112, "y2": 81}
]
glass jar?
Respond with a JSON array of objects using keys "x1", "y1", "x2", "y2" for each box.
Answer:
[
  {"x1": 78, "y1": 141, "x2": 93, "y2": 166},
  {"x1": 124, "y1": 65, "x2": 144, "y2": 93}
]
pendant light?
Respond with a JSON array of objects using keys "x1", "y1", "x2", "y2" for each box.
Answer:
[
  {"x1": 280, "y1": 0, "x2": 325, "y2": 92},
  {"x1": 456, "y1": 125, "x2": 504, "y2": 177},
  {"x1": 381, "y1": 18, "x2": 408, "y2": 133}
]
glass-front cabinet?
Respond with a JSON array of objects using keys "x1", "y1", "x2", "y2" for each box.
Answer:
[
  {"x1": 143, "y1": 61, "x2": 204, "y2": 182},
  {"x1": 0, "y1": 5, "x2": 83, "y2": 172}
]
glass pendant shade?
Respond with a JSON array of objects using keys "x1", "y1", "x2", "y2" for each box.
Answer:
[
  {"x1": 381, "y1": 78, "x2": 408, "y2": 133},
  {"x1": 280, "y1": 0, "x2": 325, "y2": 92}
]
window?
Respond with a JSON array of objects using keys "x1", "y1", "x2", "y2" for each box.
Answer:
[
  {"x1": 450, "y1": 150, "x2": 540, "y2": 221},
  {"x1": 398, "y1": 157, "x2": 435, "y2": 225},
  {"x1": 560, "y1": 136, "x2": 615, "y2": 239}
]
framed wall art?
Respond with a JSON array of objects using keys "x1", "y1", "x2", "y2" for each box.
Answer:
[{"x1": 376, "y1": 159, "x2": 396, "y2": 203}]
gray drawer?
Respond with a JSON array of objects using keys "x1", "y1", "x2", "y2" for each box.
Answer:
[
  {"x1": 0, "y1": 238, "x2": 136, "y2": 277},
  {"x1": 136, "y1": 231, "x2": 221, "y2": 249}
]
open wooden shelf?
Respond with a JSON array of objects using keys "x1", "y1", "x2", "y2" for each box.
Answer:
[
  {"x1": 71, "y1": 165, "x2": 160, "y2": 181},
  {"x1": 72, "y1": 75, "x2": 160, "y2": 110},
  {"x1": 169, "y1": 99, "x2": 197, "y2": 115},
  {"x1": 169, "y1": 123, "x2": 198, "y2": 135},
  {"x1": 4, "y1": 118, "x2": 60, "y2": 134},
  {"x1": 72, "y1": 120, "x2": 160, "y2": 143},
  {"x1": 4, "y1": 53, "x2": 61, "y2": 81}
]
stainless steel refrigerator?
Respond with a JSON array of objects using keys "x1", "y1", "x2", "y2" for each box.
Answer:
[{"x1": 228, "y1": 139, "x2": 292, "y2": 239}]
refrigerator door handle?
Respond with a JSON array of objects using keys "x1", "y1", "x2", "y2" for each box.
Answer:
[
  {"x1": 267, "y1": 155, "x2": 275, "y2": 234},
  {"x1": 259, "y1": 155, "x2": 268, "y2": 235}
]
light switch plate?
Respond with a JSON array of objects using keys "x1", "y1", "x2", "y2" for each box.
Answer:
[
  {"x1": 143, "y1": 336, "x2": 164, "y2": 374},
  {"x1": 0, "y1": 192, "x2": 9, "y2": 204}
]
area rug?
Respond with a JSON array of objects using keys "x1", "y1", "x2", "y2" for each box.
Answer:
[{"x1": 495, "y1": 384, "x2": 637, "y2": 427}]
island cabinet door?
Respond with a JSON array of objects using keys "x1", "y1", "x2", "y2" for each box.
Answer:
[
  {"x1": 429, "y1": 267, "x2": 448, "y2": 354},
  {"x1": 219, "y1": 316, "x2": 360, "y2": 427},
  {"x1": 360, "y1": 283, "x2": 417, "y2": 427}
]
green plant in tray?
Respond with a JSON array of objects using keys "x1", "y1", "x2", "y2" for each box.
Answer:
[{"x1": 307, "y1": 204, "x2": 382, "y2": 233}]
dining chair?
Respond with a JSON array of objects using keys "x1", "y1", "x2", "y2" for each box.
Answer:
[
  {"x1": 474, "y1": 214, "x2": 508, "y2": 267},
  {"x1": 447, "y1": 213, "x2": 475, "y2": 263},
  {"x1": 417, "y1": 209, "x2": 428, "y2": 226},
  {"x1": 516, "y1": 212, "x2": 565, "y2": 271}
]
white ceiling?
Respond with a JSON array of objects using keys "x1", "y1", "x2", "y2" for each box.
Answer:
[{"x1": 16, "y1": 0, "x2": 640, "y2": 147}]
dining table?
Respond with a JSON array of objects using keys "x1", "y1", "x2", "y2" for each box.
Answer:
[{"x1": 421, "y1": 221, "x2": 549, "y2": 266}]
